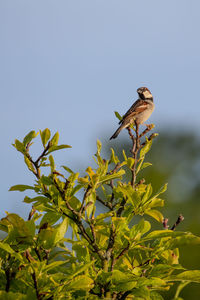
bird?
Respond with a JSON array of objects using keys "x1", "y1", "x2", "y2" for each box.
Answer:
[{"x1": 110, "y1": 87, "x2": 155, "y2": 140}]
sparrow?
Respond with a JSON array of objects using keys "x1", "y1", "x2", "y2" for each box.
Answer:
[{"x1": 110, "y1": 87, "x2": 155, "y2": 140}]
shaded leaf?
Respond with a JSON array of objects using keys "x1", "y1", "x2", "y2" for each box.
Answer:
[
  {"x1": 145, "y1": 209, "x2": 164, "y2": 223},
  {"x1": 40, "y1": 128, "x2": 51, "y2": 147}
]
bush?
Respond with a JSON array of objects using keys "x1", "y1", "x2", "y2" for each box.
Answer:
[{"x1": 1, "y1": 122, "x2": 200, "y2": 299}]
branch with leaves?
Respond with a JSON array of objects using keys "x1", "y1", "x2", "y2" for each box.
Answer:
[{"x1": 0, "y1": 123, "x2": 199, "y2": 299}]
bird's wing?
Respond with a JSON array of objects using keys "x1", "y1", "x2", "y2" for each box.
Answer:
[{"x1": 119, "y1": 99, "x2": 148, "y2": 124}]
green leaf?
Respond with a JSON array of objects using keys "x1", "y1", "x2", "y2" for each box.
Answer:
[
  {"x1": 0, "y1": 241, "x2": 15, "y2": 254},
  {"x1": 150, "y1": 264, "x2": 184, "y2": 278},
  {"x1": 53, "y1": 218, "x2": 68, "y2": 245},
  {"x1": 40, "y1": 212, "x2": 61, "y2": 226},
  {"x1": 154, "y1": 183, "x2": 168, "y2": 198},
  {"x1": 111, "y1": 270, "x2": 137, "y2": 292},
  {"x1": 13, "y1": 139, "x2": 26, "y2": 154},
  {"x1": 146, "y1": 184, "x2": 168, "y2": 206},
  {"x1": 148, "y1": 198, "x2": 164, "y2": 209},
  {"x1": 23, "y1": 196, "x2": 48, "y2": 203},
  {"x1": 131, "y1": 287, "x2": 150, "y2": 299},
  {"x1": 141, "y1": 184, "x2": 153, "y2": 204},
  {"x1": 9, "y1": 184, "x2": 35, "y2": 192},
  {"x1": 23, "y1": 130, "x2": 38, "y2": 146},
  {"x1": 71, "y1": 184, "x2": 83, "y2": 196},
  {"x1": 62, "y1": 165, "x2": 74, "y2": 174},
  {"x1": 100, "y1": 169, "x2": 125, "y2": 184},
  {"x1": 40, "y1": 128, "x2": 51, "y2": 147},
  {"x1": 144, "y1": 230, "x2": 184, "y2": 241},
  {"x1": 40, "y1": 175, "x2": 53, "y2": 185},
  {"x1": 150, "y1": 291, "x2": 164, "y2": 300},
  {"x1": 140, "y1": 137, "x2": 152, "y2": 158},
  {"x1": 96, "y1": 139, "x2": 102, "y2": 155},
  {"x1": 141, "y1": 162, "x2": 152, "y2": 170},
  {"x1": 24, "y1": 156, "x2": 35, "y2": 172},
  {"x1": 145, "y1": 209, "x2": 164, "y2": 223},
  {"x1": 127, "y1": 157, "x2": 135, "y2": 169},
  {"x1": 85, "y1": 192, "x2": 95, "y2": 218},
  {"x1": 49, "y1": 155, "x2": 55, "y2": 171},
  {"x1": 136, "y1": 157, "x2": 144, "y2": 174},
  {"x1": 115, "y1": 111, "x2": 122, "y2": 121},
  {"x1": 43, "y1": 260, "x2": 66, "y2": 272},
  {"x1": 110, "y1": 148, "x2": 120, "y2": 164},
  {"x1": 66, "y1": 275, "x2": 94, "y2": 291},
  {"x1": 50, "y1": 132, "x2": 59, "y2": 146},
  {"x1": 167, "y1": 233, "x2": 200, "y2": 249},
  {"x1": 130, "y1": 218, "x2": 151, "y2": 240},
  {"x1": 69, "y1": 261, "x2": 96, "y2": 279},
  {"x1": 168, "y1": 270, "x2": 200, "y2": 283},
  {"x1": 122, "y1": 149, "x2": 127, "y2": 160},
  {"x1": 47, "y1": 144, "x2": 71, "y2": 154},
  {"x1": 174, "y1": 282, "x2": 190, "y2": 299},
  {"x1": 0, "y1": 291, "x2": 28, "y2": 300}
]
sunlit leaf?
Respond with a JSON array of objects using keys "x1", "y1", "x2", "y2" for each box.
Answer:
[
  {"x1": 66, "y1": 275, "x2": 94, "y2": 290},
  {"x1": 141, "y1": 162, "x2": 152, "y2": 170},
  {"x1": 140, "y1": 137, "x2": 152, "y2": 158},
  {"x1": 96, "y1": 139, "x2": 102, "y2": 156},
  {"x1": 110, "y1": 148, "x2": 120, "y2": 164},
  {"x1": 24, "y1": 156, "x2": 35, "y2": 173},
  {"x1": 13, "y1": 139, "x2": 26, "y2": 154},
  {"x1": 168, "y1": 270, "x2": 200, "y2": 283},
  {"x1": 23, "y1": 130, "x2": 38, "y2": 146},
  {"x1": 115, "y1": 111, "x2": 122, "y2": 121},
  {"x1": 127, "y1": 157, "x2": 135, "y2": 169},
  {"x1": 62, "y1": 165, "x2": 74, "y2": 174},
  {"x1": 145, "y1": 209, "x2": 164, "y2": 223},
  {"x1": 50, "y1": 132, "x2": 59, "y2": 146},
  {"x1": 40, "y1": 128, "x2": 51, "y2": 147}
]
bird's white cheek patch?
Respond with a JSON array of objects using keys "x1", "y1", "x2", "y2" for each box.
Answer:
[{"x1": 143, "y1": 91, "x2": 152, "y2": 98}]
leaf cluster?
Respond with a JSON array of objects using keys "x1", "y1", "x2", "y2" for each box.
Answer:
[{"x1": 0, "y1": 127, "x2": 200, "y2": 299}]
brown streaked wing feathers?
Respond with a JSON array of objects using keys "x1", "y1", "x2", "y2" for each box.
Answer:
[{"x1": 119, "y1": 99, "x2": 148, "y2": 124}]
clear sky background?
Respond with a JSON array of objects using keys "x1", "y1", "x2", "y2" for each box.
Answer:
[{"x1": 1, "y1": 0, "x2": 200, "y2": 218}]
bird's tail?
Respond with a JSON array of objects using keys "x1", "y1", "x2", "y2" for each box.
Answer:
[{"x1": 110, "y1": 124, "x2": 125, "y2": 140}]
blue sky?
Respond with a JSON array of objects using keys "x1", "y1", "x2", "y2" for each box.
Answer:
[{"x1": 1, "y1": 0, "x2": 200, "y2": 217}]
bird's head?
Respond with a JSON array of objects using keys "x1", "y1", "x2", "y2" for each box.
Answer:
[{"x1": 137, "y1": 87, "x2": 153, "y2": 100}]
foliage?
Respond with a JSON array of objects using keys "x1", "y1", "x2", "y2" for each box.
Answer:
[{"x1": 1, "y1": 125, "x2": 200, "y2": 299}]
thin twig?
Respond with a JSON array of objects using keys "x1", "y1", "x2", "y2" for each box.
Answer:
[
  {"x1": 80, "y1": 186, "x2": 91, "y2": 214},
  {"x1": 32, "y1": 272, "x2": 41, "y2": 299},
  {"x1": 28, "y1": 206, "x2": 36, "y2": 221},
  {"x1": 111, "y1": 242, "x2": 130, "y2": 271},
  {"x1": 171, "y1": 214, "x2": 184, "y2": 231},
  {"x1": 128, "y1": 122, "x2": 140, "y2": 187},
  {"x1": 139, "y1": 124, "x2": 154, "y2": 138}
]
